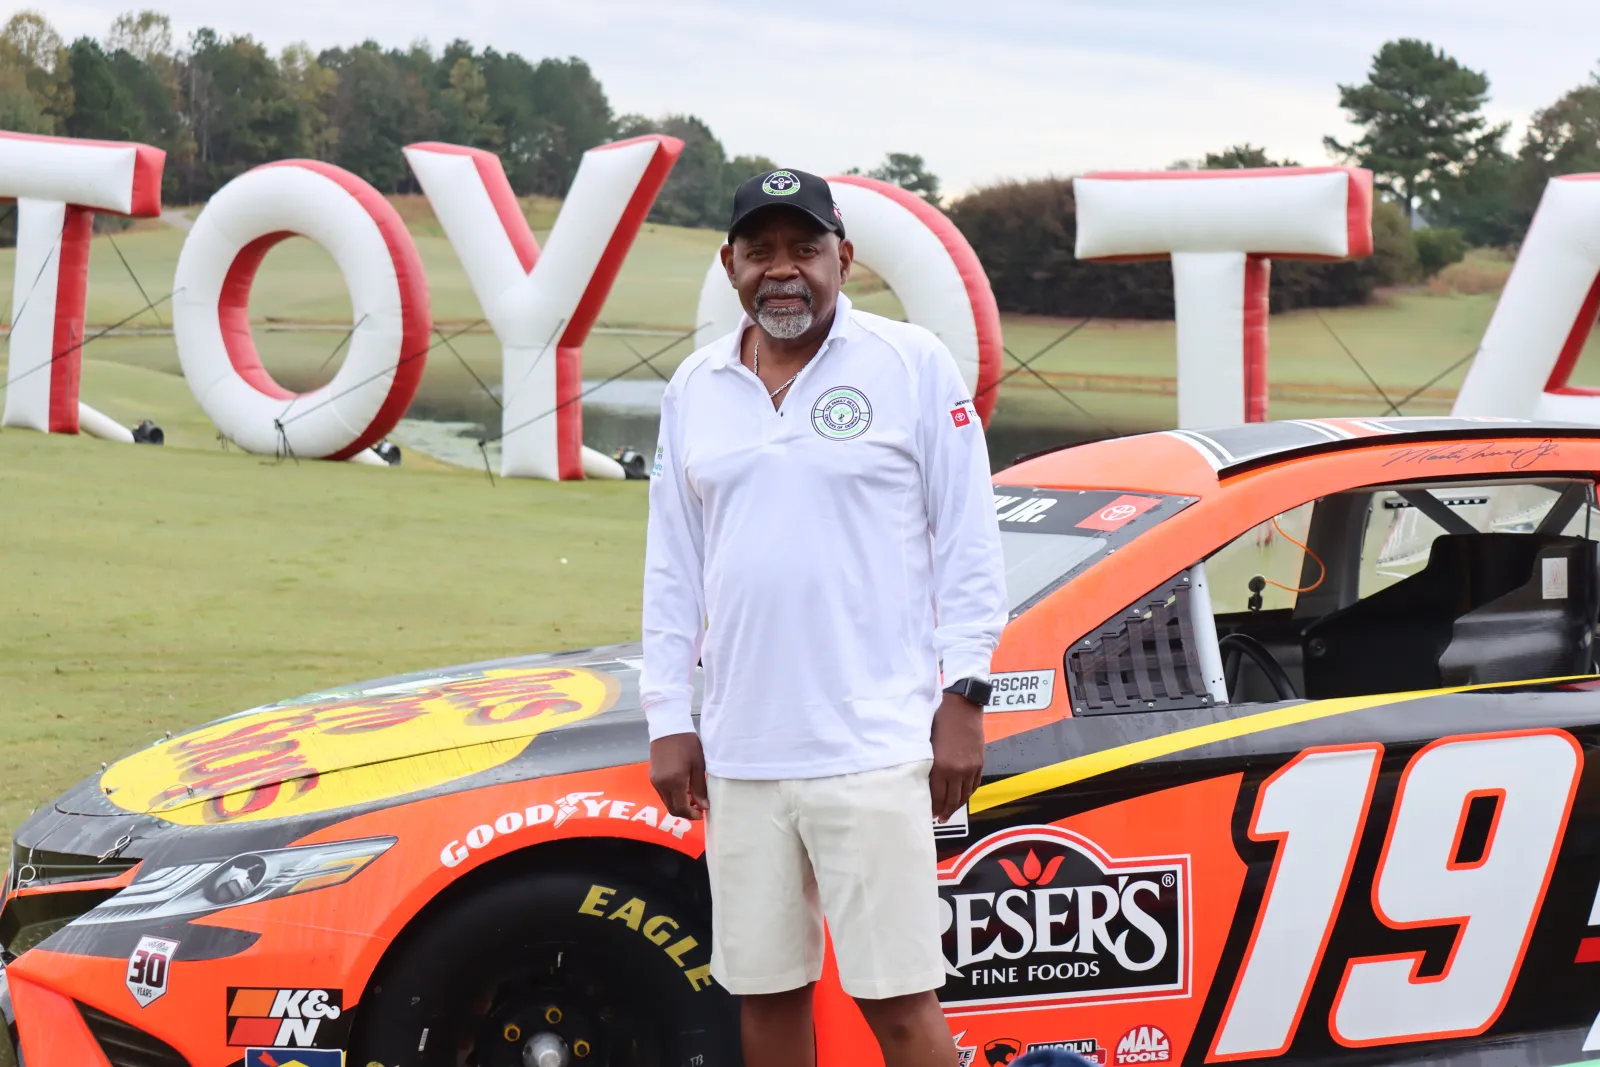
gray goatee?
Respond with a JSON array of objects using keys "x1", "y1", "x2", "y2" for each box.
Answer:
[{"x1": 755, "y1": 280, "x2": 814, "y2": 340}]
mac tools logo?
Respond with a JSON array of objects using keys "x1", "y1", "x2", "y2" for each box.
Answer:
[{"x1": 937, "y1": 826, "x2": 1189, "y2": 1009}]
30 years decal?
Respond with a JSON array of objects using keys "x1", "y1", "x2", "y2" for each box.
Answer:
[
  {"x1": 101, "y1": 667, "x2": 619, "y2": 825},
  {"x1": 126, "y1": 935, "x2": 178, "y2": 1008}
]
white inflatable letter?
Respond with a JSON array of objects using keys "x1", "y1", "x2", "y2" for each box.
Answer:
[
  {"x1": 172, "y1": 161, "x2": 432, "y2": 459},
  {"x1": 1074, "y1": 168, "x2": 1374, "y2": 428},
  {"x1": 1452, "y1": 176, "x2": 1600, "y2": 423},
  {"x1": 405, "y1": 136, "x2": 683, "y2": 479},
  {"x1": 0, "y1": 132, "x2": 164, "y2": 435}
]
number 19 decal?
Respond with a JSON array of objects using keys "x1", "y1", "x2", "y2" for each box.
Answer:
[{"x1": 1210, "y1": 730, "x2": 1581, "y2": 1060}]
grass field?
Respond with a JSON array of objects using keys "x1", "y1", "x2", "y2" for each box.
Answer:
[
  {"x1": 1, "y1": 202, "x2": 1595, "y2": 844},
  {"x1": 0, "y1": 429, "x2": 648, "y2": 843}
]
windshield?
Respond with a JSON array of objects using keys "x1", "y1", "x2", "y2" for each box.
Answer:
[{"x1": 995, "y1": 487, "x2": 1194, "y2": 614}]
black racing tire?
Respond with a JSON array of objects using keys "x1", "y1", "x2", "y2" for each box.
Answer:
[{"x1": 351, "y1": 869, "x2": 741, "y2": 1067}]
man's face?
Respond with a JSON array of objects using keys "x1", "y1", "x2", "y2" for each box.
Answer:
[{"x1": 721, "y1": 209, "x2": 853, "y2": 341}]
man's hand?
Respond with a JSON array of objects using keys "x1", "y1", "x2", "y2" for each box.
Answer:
[
  {"x1": 649, "y1": 732, "x2": 709, "y2": 820},
  {"x1": 930, "y1": 692, "x2": 985, "y2": 822}
]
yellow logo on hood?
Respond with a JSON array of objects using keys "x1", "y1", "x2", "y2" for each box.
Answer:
[{"x1": 102, "y1": 667, "x2": 619, "y2": 825}]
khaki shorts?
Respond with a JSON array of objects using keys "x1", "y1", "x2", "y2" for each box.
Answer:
[{"x1": 704, "y1": 759, "x2": 945, "y2": 1000}]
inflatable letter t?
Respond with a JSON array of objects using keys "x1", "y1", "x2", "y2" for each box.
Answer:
[{"x1": 1074, "y1": 168, "x2": 1373, "y2": 428}]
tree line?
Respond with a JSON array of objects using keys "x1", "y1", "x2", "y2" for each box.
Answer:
[
  {"x1": 3, "y1": 14, "x2": 1596, "y2": 315},
  {"x1": 0, "y1": 8, "x2": 942, "y2": 228}
]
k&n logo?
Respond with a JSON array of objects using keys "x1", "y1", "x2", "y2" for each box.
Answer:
[{"x1": 226, "y1": 987, "x2": 346, "y2": 1048}]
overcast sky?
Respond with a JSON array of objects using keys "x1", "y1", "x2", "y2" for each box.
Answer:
[{"x1": 40, "y1": 0, "x2": 1600, "y2": 193}]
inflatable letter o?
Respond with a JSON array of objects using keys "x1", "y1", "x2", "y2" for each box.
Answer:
[
  {"x1": 173, "y1": 161, "x2": 431, "y2": 459},
  {"x1": 696, "y1": 175, "x2": 1003, "y2": 423}
]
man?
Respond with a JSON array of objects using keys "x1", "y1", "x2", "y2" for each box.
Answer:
[{"x1": 641, "y1": 168, "x2": 1007, "y2": 1067}]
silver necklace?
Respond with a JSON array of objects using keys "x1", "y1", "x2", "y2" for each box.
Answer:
[{"x1": 753, "y1": 338, "x2": 800, "y2": 400}]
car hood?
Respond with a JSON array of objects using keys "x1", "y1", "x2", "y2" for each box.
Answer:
[{"x1": 54, "y1": 643, "x2": 661, "y2": 828}]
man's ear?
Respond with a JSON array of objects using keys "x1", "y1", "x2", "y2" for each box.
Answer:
[
  {"x1": 837, "y1": 237, "x2": 854, "y2": 284},
  {"x1": 720, "y1": 242, "x2": 736, "y2": 286}
]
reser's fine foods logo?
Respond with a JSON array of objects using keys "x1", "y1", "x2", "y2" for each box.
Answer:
[{"x1": 936, "y1": 825, "x2": 1188, "y2": 1008}]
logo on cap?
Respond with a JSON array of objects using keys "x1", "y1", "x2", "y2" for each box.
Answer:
[{"x1": 762, "y1": 171, "x2": 801, "y2": 196}]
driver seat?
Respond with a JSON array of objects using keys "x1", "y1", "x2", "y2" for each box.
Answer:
[{"x1": 1301, "y1": 533, "x2": 1596, "y2": 699}]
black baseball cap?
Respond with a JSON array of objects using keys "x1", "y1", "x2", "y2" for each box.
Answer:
[{"x1": 727, "y1": 168, "x2": 845, "y2": 241}]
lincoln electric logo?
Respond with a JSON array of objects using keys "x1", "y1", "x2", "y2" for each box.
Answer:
[{"x1": 937, "y1": 826, "x2": 1188, "y2": 1008}]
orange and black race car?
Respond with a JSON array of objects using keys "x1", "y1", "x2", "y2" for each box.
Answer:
[{"x1": 11, "y1": 416, "x2": 1600, "y2": 1067}]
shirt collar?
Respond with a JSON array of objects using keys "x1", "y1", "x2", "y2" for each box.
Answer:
[{"x1": 717, "y1": 292, "x2": 855, "y2": 370}]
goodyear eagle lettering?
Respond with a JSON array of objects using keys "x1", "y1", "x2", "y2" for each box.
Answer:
[
  {"x1": 576, "y1": 884, "x2": 714, "y2": 992},
  {"x1": 440, "y1": 791, "x2": 693, "y2": 867}
]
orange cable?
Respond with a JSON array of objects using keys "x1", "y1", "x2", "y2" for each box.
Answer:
[{"x1": 1259, "y1": 515, "x2": 1326, "y2": 594}]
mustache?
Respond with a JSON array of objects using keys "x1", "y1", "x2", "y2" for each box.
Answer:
[{"x1": 755, "y1": 280, "x2": 813, "y2": 308}]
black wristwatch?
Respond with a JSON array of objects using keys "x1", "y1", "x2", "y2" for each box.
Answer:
[{"x1": 944, "y1": 677, "x2": 993, "y2": 708}]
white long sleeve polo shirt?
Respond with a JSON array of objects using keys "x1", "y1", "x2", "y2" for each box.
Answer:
[{"x1": 640, "y1": 294, "x2": 1008, "y2": 780}]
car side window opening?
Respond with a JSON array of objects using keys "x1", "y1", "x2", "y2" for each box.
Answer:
[
  {"x1": 1206, "y1": 502, "x2": 1318, "y2": 615},
  {"x1": 1217, "y1": 478, "x2": 1598, "y2": 705},
  {"x1": 1064, "y1": 477, "x2": 1600, "y2": 714}
]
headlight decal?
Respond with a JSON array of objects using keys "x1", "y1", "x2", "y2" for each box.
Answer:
[{"x1": 76, "y1": 837, "x2": 395, "y2": 927}]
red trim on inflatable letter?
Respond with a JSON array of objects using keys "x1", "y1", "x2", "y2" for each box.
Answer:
[
  {"x1": 406, "y1": 142, "x2": 540, "y2": 273},
  {"x1": 1344, "y1": 169, "x2": 1375, "y2": 259},
  {"x1": 404, "y1": 136, "x2": 684, "y2": 480},
  {"x1": 553, "y1": 135, "x2": 684, "y2": 479},
  {"x1": 1243, "y1": 255, "x2": 1271, "y2": 423},
  {"x1": 0, "y1": 131, "x2": 165, "y2": 217},
  {"x1": 0, "y1": 132, "x2": 166, "y2": 437},
  {"x1": 48, "y1": 206, "x2": 93, "y2": 432},
  {"x1": 257, "y1": 160, "x2": 433, "y2": 459},
  {"x1": 1543, "y1": 272, "x2": 1600, "y2": 397},
  {"x1": 1079, "y1": 167, "x2": 1373, "y2": 262},
  {"x1": 830, "y1": 175, "x2": 1005, "y2": 424},
  {"x1": 1074, "y1": 167, "x2": 1374, "y2": 427},
  {"x1": 564, "y1": 135, "x2": 684, "y2": 345},
  {"x1": 174, "y1": 159, "x2": 433, "y2": 460},
  {"x1": 219, "y1": 231, "x2": 298, "y2": 401}
]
